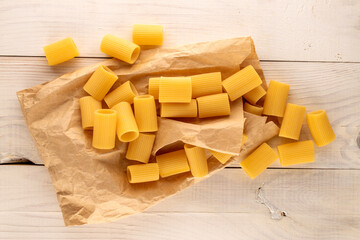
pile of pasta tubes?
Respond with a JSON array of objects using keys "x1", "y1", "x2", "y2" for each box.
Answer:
[{"x1": 43, "y1": 24, "x2": 336, "y2": 183}]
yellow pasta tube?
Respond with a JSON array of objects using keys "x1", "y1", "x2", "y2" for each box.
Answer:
[
  {"x1": 43, "y1": 37, "x2": 79, "y2": 65},
  {"x1": 104, "y1": 81, "x2": 138, "y2": 108},
  {"x1": 126, "y1": 133, "x2": 155, "y2": 163},
  {"x1": 277, "y1": 140, "x2": 315, "y2": 167},
  {"x1": 160, "y1": 99, "x2": 197, "y2": 118},
  {"x1": 156, "y1": 149, "x2": 190, "y2": 178},
  {"x1": 222, "y1": 65, "x2": 262, "y2": 101},
  {"x1": 133, "y1": 24, "x2": 163, "y2": 46},
  {"x1": 279, "y1": 103, "x2": 306, "y2": 140},
  {"x1": 112, "y1": 102, "x2": 139, "y2": 142},
  {"x1": 240, "y1": 143, "x2": 278, "y2": 179},
  {"x1": 243, "y1": 85, "x2": 266, "y2": 105},
  {"x1": 127, "y1": 163, "x2": 159, "y2": 184},
  {"x1": 148, "y1": 77, "x2": 161, "y2": 99},
  {"x1": 263, "y1": 80, "x2": 290, "y2": 117},
  {"x1": 197, "y1": 93, "x2": 230, "y2": 118},
  {"x1": 209, "y1": 150, "x2": 232, "y2": 164},
  {"x1": 134, "y1": 95, "x2": 158, "y2": 132},
  {"x1": 191, "y1": 72, "x2": 222, "y2": 98},
  {"x1": 92, "y1": 109, "x2": 117, "y2": 150},
  {"x1": 243, "y1": 102, "x2": 263, "y2": 116},
  {"x1": 159, "y1": 77, "x2": 192, "y2": 103},
  {"x1": 184, "y1": 144, "x2": 208, "y2": 177},
  {"x1": 83, "y1": 65, "x2": 118, "y2": 101},
  {"x1": 306, "y1": 110, "x2": 336, "y2": 147},
  {"x1": 79, "y1": 96, "x2": 102, "y2": 130},
  {"x1": 100, "y1": 34, "x2": 141, "y2": 64}
]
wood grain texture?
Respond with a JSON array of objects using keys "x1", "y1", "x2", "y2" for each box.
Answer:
[
  {"x1": 0, "y1": 0, "x2": 359, "y2": 62},
  {"x1": 0, "y1": 165, "x2": 359, "y2": 240},
  {"x1": 1, "y1": 57, "x2": 359, "y2": 167}
]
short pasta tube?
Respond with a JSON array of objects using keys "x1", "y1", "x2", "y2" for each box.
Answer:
[
  {"x1": 112, "y1": 102, "x2": 139, "y2": 142},
  {"x1": 104, "y1": 81, "x2": 138, "y2": 108},
  {"x1": 100, "y1": 34, "x2": 140, "y2": 64},
  {"x1": 83, "y1": 65, "x2": 118, "y2": 101},
  {"x1": 210, "y1": 150, "x2": 232, "y2": 164},
  {"x1": 263, "y1": 80, "x2": 290, "y2": 117},
  {"x1": 279, "y1": 103, "x2": 306, "y2": 140},
  {"x1": 197, "y1": 93, "x2": 230, "y2": 118},
  {"x1": 306, "y1": 110, "x2": 336, "y2": 147},
  {"x1": 126, "y1": 133, "x2": 155, "y2": 163},
  {"x1": 43, "y1": 37, "x2": 79, "y2": 65},
  {"x1": 79, "y1": 96, "x2": 102, "y2": 130},
  {"x1": 277, "y1": 140, "x2": 315, "y2": 167},
  {"x1": 156, "y1": 149, "x2": 190, "y2": 178},
  {"x1": 244, "y1": 102, "x2": 263, "y2": 116},
  {"x1": 184, "y1": 144, "x2": 208, "y2": 177},
  {"x1": 191, "y1": 72, "x2": 222, "y2": 98},
  {"x1": 222, "y1": 65, "x2": 262, "y2": 101},
  {"x1": 134, "y1": 95, "x2": 158, "y2": 132},
  {"x1": 148, "y1": 77, "x2": 161, "y2": 99},
  {"x1": 133, "y1": 24, "x2": 163, "y2": 46},
  {"x1": 127, "y1": 163, "x2": 159, "y2": 184},
  {"x1": 159, "y1": 77, "x2": 192, "y2": 103},
  {"x1": 92, "y1": 109, "x2": 117, "y2": 149},
  {"x1": 243, "y1": 85, "x2": 266, "y2": 105},
  {"x1": 160, "y1": 99, "x2": 197, "y2": 118},
  {"x1": 240, "y1": 143, "x2": 278, "y2": 179}
]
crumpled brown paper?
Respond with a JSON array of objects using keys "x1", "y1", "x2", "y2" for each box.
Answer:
[{"x1": 17, "y1": 37, "x2": 279, "y2": 226}]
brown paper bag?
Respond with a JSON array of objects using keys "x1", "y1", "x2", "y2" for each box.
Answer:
[{"x1": 17, "y1": 37, "x2": 278, "y2": 226}]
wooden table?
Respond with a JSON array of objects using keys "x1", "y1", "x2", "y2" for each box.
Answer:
[{"x1": 1, "y1": 1, "x2": 359, "y2": 239}]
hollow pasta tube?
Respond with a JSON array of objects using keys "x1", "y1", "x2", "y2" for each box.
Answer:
[
  {"x1": 197, "y1": 93, "x2": 230, "y2": 118},
  {"x1": 112, "y1": 102, "x2": 139, "y2": 142},
  {"x1": 156, "y1": 149, "x2": 190, "y2": 178},
  {"x1": 148, "y1": 77, "x2": 161, "y2": 99},
  {"x1": 277, "y1": 140, "x2": 315, "y2": 167},
  {"x1": 92, "y1": 109, "x2": 117, "y2": 149},
  {"x1": 243, "y1": 85, "x2": 266, "y2": 105},
  {"x1": 100, "y1": 34, "x2": 140, "y2": 64},
  {"x1": 79, "y1": 96, "x2": 102, "y2": 130},
  {"x1": 263, "y1": 80, "x2": 290, "y2": 117},
  {"x1": 127, "y1": 163, "x2": 159, "y2": 184},
  {"x1": 279, "y1": 103, "x2": 306, "y2": 140},
  {"x1": 134, "y1": 95, "x2": 158, "y2": 132},
  {"x1": 159, "y1": 77, "x2": 192, "y2": 103},
  {"x1": 306, "y1": 110, "x2": 336, "y2": 147},
  {"x1": 83, "y1": 65, "x2": 118, "y2": 101},
  {"x1": 184, "y1": 144, "x2": 208, "y2": 177},
  {"x1": 160, "y1": 99, "x2": 197, "y2": 118},
  {"x1": 104, "y1": 81, "x2": 138, "y2": 108},
  {"x1": 133, "y1": 24, "x2": 163, "y2": 46},
  {"x1": 43, "y1": 37, "x2": 79, "y2": 65},
  {"x1": 126, "y1": 133, "x2": 155, "y2": 163},
  {"x1": 243, "y1": 102, "x2": 263, "y2": 116},
  {"x1": 191, "y1": 72, "x2": 222, "y2": 98}
]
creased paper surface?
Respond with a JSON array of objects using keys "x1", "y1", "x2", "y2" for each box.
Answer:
[{"x1": 17, "y1": 37, "x2": 278, "y2": 226}]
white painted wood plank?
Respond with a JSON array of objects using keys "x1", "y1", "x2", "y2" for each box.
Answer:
[
  {"x1": 0, "y1": 0, "x2": 359, "y2": 62},
  {"x1": 0, "y1": 165, "x2": 359, "y2": 239},
  {"x1": 1, "y1": 57, "x2": 359, "y2": 167}
]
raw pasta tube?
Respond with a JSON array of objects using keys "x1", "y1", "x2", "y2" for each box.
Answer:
[
  {"x1": 263, "y1": 80, "x2": 290, "y2": 117},
  {"x1": 148, "y1": 77, "x2": 160, "y2": 99},
  {"x1": 191, "y1": 72, "x2": 222, "y2": 98},
  {"x1": 184, "y1": 144, "x2": 208, "y2": 177},
  {"x1": 210, "y1": 134, "x2": 247, "y2": 164},
  {"x1": 156, "y1": 149, "x2": 190, "y2": 178},
  {"x1": 43, "y1": 37, "x2": 79, "y2": 65},
  {"x1": 79, "y1": 96, "x2": 102, "y2": 130},
  {"x1": 306, "y1": 110, "x2": 336, "y2": 146},
  {"x1": 160, "y1": 99, "x2": 197, "y2": 118},
  {"x1": 134, "y1": 95, "x2": 158, "y2": 132},
  {"x1": 159, "y1": 77, "x2": 192, "y2": 103},
  {"x1": 92, "y1": 109, "x2": 117, "y2": 149},
  {"x1": 222, "y1": 65, "x2": 262, "y2": 101},
  {"x1": 126, "y1": 133, "x2": 155, "y2": 163},
  {"x1": 100, "y1": 34, "x2": 140, "y2": 64},
  {"x1": 243, "y1": 86, "x2": 266, "y2": 105},
  {"x1": 197, "y1": 93, "x2": 230, "y2": 118},
  {"x1": 244, "y1": 102, "x2": 263, "y2": 116},
  {"x1": 240, "y1": 143, "x2": 278, "y2": 179},
  {"x1": 104, "y1": 81, "x2": 138, "y2": 108},
  {"x1": 277, "y1": 140, "x2": 315, "y2": 167},
  {"x1": 133, "y1": 24, "x2": 163, "y2": 46},
  {"x1": 83, "y1": 65, "x2": 118, "y2": 101},
  {"x1": 112, "y1": 102, "x2": 139, "y2": 142},
  {"x1": 127, "y1": 163, "x2": 159, "y2": 184},
  {"x1": 279, "y1": 103, "x2": 306, "y2": 140}
]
